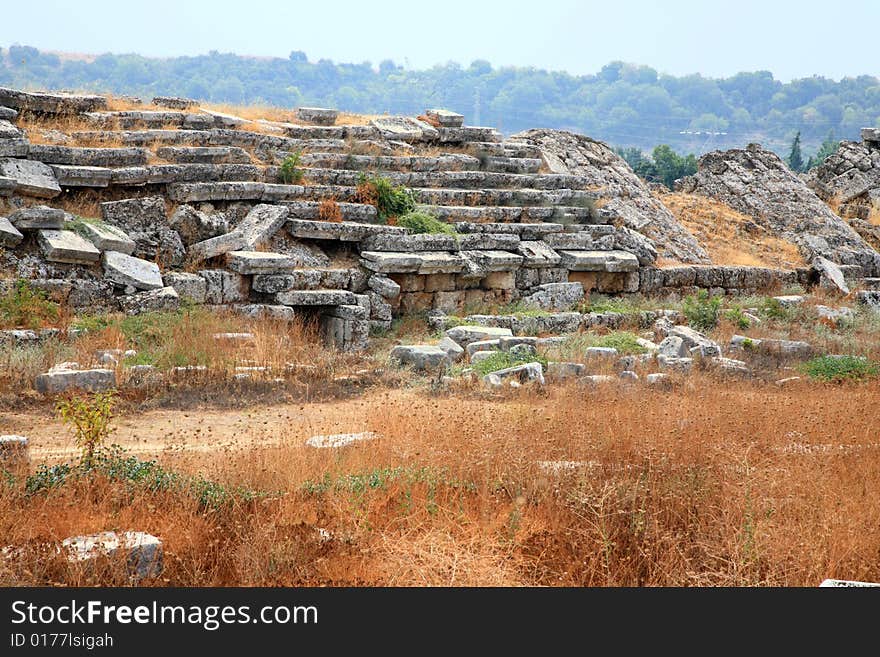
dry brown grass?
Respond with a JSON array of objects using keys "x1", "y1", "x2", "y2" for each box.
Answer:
[
  {"x1": 317, "y1": 198, "x2": 344, "y2": 222},
  {"x1": 662, "y1": 192, "x2": 805, "y2": 269},
  {"x1": 2, "y1": 378, "x2": 880, "y2": 586}
]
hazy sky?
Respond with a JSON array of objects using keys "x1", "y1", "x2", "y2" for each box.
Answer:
[{"x1": 2, "y1": 0, "x2": 877, "y2": 81}]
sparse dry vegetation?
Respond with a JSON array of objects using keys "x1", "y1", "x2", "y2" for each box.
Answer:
[{"x1": 661, "y1": 192, "x2": 805, "y2": 268}]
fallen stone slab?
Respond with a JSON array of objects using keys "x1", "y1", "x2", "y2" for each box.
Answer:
[
  {"x1": 101, "y1": 196, "x2": 185, "y2": 267},
  {"x1": 580, "y1": 374, "x2": 616, "y2": 385},
  {"x1": 188, "y1": 204, "x2": 288, "y2": 262},
  {"x1": 152, "y1": 96, "x2": 197, "y2": 109},
  {"x1": 118, "y1": 286, "x2": 180, "y2": 315},
  {"x1": 169, "y1": 205, "x2": 230, "y2": 246},
  {"x1": 103, "y1": 251, "x2": 163, "y2": 290},
  {"x1": 819, "y1": 578, "x2": 880, "y2": 587},
  {"x1": 28, "y1": 145, "x2": 149, "y2": 167},
  {"x1": 0, "y1": 176, "x2": 15, "y2": 196},
  {"x1": 35, "y1": 366, "x2": 116, "y2": 394},
  {"x1": 37, "y1": 230, "x2": 101, "y2": 264},
  {"x1": 0, "y1": 216, "x2": 23, "y2": 246},
  {"x1": 668, "y1": 325, "x2": 721, "y2": 357},
  {"x1": 773, "y1": 295, "x2": 804, "y2": 306},
  {"x1": 287, "y1": 218, "x2": 406, "y2": 241},
  {"x1": 813, "y1": 256, "x2": 850, "y2": 295},
  {"x1": 296, "y1": 107, "x2": 339, "y2": 126},
  {"x1": 230, "y1": 304, "x2": 296, "y2": 321},
  {"x1": 368, "y1": 274, "x2": 401, "y2": 299},
  {"x1": 226, "y1": 250, "x2": 300, "y2": 274},
  {"x1": 517, "y1": 240, "x2": 562, "y2": 268},
  {"x1": 305, "y1": 431, "x2": 377, "y2": 448},
  {"x1": 372, "y1": 116, "x2": 439, "y2": 142},
  {"x1": 445, "y1": 325, "x2": 513, "y2": 347},
  {"x1": 437, "y1": 336, "x2": 465, "y2": 362},
  {"x1": 0, "y1": 158, "x2": 61, "y2": 198},
  {"x1": 0, "y1": 137, "x2": 28, "y2": 157},
  {"x1": 729, "y1": 334, "x2": 812, "y2": 358},
  {"x1": 483, "y1": 361, "x2": 545, "y2": 386},
  {"x1": 76, "y1": 221, "x2": 136, "y2": 254},
  {"x1": 390, "y1": 345, "x2": 450, "y2": 371},
  {"x1": 546, "y1": 361, "x2": 586, "y2": 379},
  {"x1": 62, "y1": 531, "x2": 162, "y2": 579},
  {"x1": 585, "y1": 346, "x2": 619, "y2": 359},
  {"x1": 425, "y1": 109, "x2": 464, "y2": 128},
  {"x1": 8, "y1": 205, "x2": 67, "y2": 230},
  {"x1": 0, "y1": 106, "x2": 18, "y2": 120},
  {"x1": 213, "y1": 332, "x2": 255, "y2": 343},
  {"x1": 466, "y1": 339, "x2": 501, "y2": 357},
  {"x1": 646, "y1": 373, "x2": 671, "y2": 386}
]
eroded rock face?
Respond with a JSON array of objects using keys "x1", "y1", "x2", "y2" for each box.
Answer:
[
  {"x1": 677, "y1": 143, "x2": 880, "y2": 275},
  {"x1": 508, "y1": 129, "x2": 709, "y2": 264},
  {"x1": 100, "y1": 196, "x2": 185, "y2": 267}
]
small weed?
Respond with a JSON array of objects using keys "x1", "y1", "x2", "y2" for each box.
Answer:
[
  {"x1": 317, "y1": 198, "x2": 343, "y2": 222},
  {"x1": 279, "y1": 151, "x2": 304, "y2": 184},
  {"x1": 355, "y1": 173, "x2": 415, "y2": 223},
  {"x1": 397, "y1": 211, "x2": 456, "y2": 235},
  {"x1": 724, "y1": 305, "x2": 751, "y2": 330},
  {"x1": 0, "y1": 279, "x2": 60, "y2": 330},
  {"x1": 55, "y1": 392, "x2": 117, "y2": 469},
  {"x1": 683, "y1": 290, "x2": 722, "y2": 332},
  {"x1": 801, "y1": 355, "x2": 879, "y2": 382},
  {"x1": 471, "y1": 350, "x2": 547, "y2": 376}
]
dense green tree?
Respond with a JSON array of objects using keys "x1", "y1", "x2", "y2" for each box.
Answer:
[{"x1": 787, "y1": 131, "x2": 804, "y2": 172}]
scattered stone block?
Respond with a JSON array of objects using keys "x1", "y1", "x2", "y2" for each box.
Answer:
[
  {"x1": 103, "y1": 251, "x2": 163, "y2": 290},
  {"x1": 425, "y1": 109, "x2": 464, "y2": 128},
  {"x1": 62, "y1": 531, "x2": 162, "y2": 579},
  {"x1": 163, "y1": 272, "x2": 207, "y2": 303},
  {"x1": 226, "y1": 250, "x2": 299, "y2": 274},
  {"x1": 520, "y1": 282, "x2": 584, "y2": 311},
  {"x1": 390, "y1": 345, "x2": 450, "y2": 371},
  {"x1": 35, "y1": 365, "x2": 116, "y2": 394},
  {"x1": 305, "y1": 431, "x2": 377, "y2": 448},
  {"x1": 813, "y1": 256, "x2": 850, "y2": 295},
  {"x1": 482, "y1": 361, "x2": 545, "y2": 386},
  {"x1": 118, "y1": 287, "x2": 180, "y2": 315},
  {"x1": 0, "y1": 158, "x2": 61, "y2": 198},
  {"x1": 75, "y1": 221, "x2": 136, "y2": 254},
  {"x1": 296, "y1": 107, "x2": 339, "y2": 126},
  {"x1": 188, "y1": 204, "x2": 289, "y2": 262},
  {"x1": 37, "y1": 230, "x2": 101, "y2": 264},
  {"x1": 9, "y1": 205, "x2": 67, "y2": 230},
  {"x1": 0, "y1": 216, "x2": 24, "y2": 247},
  {"x1": 445, "y1": 325, "x2": 513, "y2": 348}
]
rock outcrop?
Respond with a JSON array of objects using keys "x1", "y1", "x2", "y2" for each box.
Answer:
[
  {"x1": 509, "y1": 129, "x2": 709, "y2": 264},
  {"x1": 677, "y1": 143, "x2": 880, "y2": 275}
]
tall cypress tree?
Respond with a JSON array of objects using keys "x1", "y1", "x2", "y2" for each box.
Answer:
[{"x1": 787, "y1": 132, "x2": 804, "y2": 172}]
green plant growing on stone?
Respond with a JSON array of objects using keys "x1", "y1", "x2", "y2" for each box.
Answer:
[
  {"x1": 801, "y1": 355, "x2": 879, "y2": 382},
  {"x1": 0, "y1": 279, "x2": 59, "y2": 330},
  {"x1": 279, "y1": 150, "x2": 304, "y2": 184},
  {"x1": 683, "y1": 290, "x2": 722, "y2": 332},
  {"x1": 356, "y1": 173, "x2": 415, "y2": 223},
  {"x1": 397, "y1": 211, "x2": 456, "y2": 235},
  {"x1": 591, "y1": 331, "x2": 649, "y2": 355},
  {"x1": 56, "y1": 391, "x2": 117, "y2": 468},
  {"x1": 471, "y1": 350, "x2": 547, "y2": 376}
]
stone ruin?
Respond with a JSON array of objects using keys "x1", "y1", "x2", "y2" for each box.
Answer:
[{"x1": 1, "y1": 85, "x2": 879, "y2": 353}]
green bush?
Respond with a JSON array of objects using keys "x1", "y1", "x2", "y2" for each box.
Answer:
[
  {"x1": 724, "y1": 305, "x2": 751, "y2": 330},
  {"x1": 591, "y1": 331, "x2": 649, "y2": 355},
  {"x1": 279, "y1": 151, "x2": 304, "y2": 184},
  {"x1": 801, "y1": 355, "x2": 879, "y2": 382},
  {"x1": 356, "y1": 173, "x2": 415, "y2": 222},
  {"x1": 471, "y1": 350, "x2": 547, "y2": 376},
  {"x1": 0, "y1": 279, "x2": 59, "y2": 329},
  {"x1": 56, "y1": 392, "x2": 117, "y2": 468},
  {"x1": 397, "y1": 211, "x2": 456, "y2": 235},
  {"x1": 682, "y1": 290, "x2": 722, "y2": 332}
]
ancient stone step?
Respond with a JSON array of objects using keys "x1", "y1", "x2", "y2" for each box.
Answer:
[
  {"x1": 517, "y1": 241, "x2": 562, "y2": 268},
  {"x1": 464, "y1": 141, "x2": 543, "y2": 159},
  {"x1": 167, "y1": 181, "x2": 266, "y2": 202},
  {"x1": 451, "y1": 221, "x2": 567, "y2": 239},
  {"x1": 0, "y1": 158, "x2": 61, "y2": 198},
  {"x1": 27, "y1": 144, "x2": 149, "y2": 167},
  {"x1": 559, "y1": 250, "x2": 639, "y2": 272},
  {"x1": 360, "y1": 251, "x2": 466, "y2": 275},
  {"x1": 298, "y1": 152, "x2": 481, "y2": 172},
  {"x1": 543, "y1": 228, "x2": 616, "y2": 250},
  {"x1": 0, "y1": 216, "x2": 23, "y2": 247},
  {"x1": 287, "y1": 218, "x2": 407, "y2": 241},
  {"x1": 200, "y1": 109, "x2": 248, "y2": 129},
  {"x1": 0, "y1": 119, "x2": 23, "y2": 139},
  {"x1": 372, "y1": 116, "x2": 438, "y2": 142},
  {"x1": 0, "y1": 106, "x2": 18, "y2": 121},
  {"x1": 480, "y1": 156, "x2": 543, "y2": 174},
  {"x1": 282, "y1": 200, "x2": 377, "y2": 223},
  {"x1": 463, "y1": 250, "x2": 524, "y2": 271},
  {"x1": 360, "y1": 233, "x2": 459, "y2": 252},
  {"x1": 156, "y1": 146, "x2": 252, "y2": 164},
  {"x1": 103, "y1": 251, "x2": 163, "y2": 290},
  {"x1": 109, "y1": 163, "x2": 263, "y2": 187},
  {"x1": 275, "y1": 123, "x2": 378, "y2": 141},
  {"x1": 0, "y1": 87, "x2": 107, "y2": 114},
  {"x1": 300, "y1": 167, "x2": 593, "y2": 191},
  {"x1": 274, "y1": 289, "x2": 357, "y2": 306},
  {"x1": 438, "y1": 126, "x2": 502, "y2": 144},
  {"x1": 226, "y1": 250, "x2": 301, "y2": 274},
  {"x1": 38, "y1": 229, "x2": 101, "y2": 264},
  {"x1": 0, "y1": 137, "x2": 28, "y2": 157},
  {"x1": 85, "y1": 110, "x2": 213, "y2": 130},
  {"x1": 252, "y1": 269, "x2": 352, "y2": 293},
  {"x1": 50, "y1": 164, "x2": 112, "y2": 187}
]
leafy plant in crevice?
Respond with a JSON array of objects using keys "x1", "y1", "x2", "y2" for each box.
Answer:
[
  {"x1": 355, "y1": 173, "x2": 415, "y2": 223},
  {"x1": 278, "y1": 150, "x2": 304, "y2": 184},
  {"x1": 682, "y1": 290, "x2": 722, "y2": 332},
  {"x1": 396, "y1": 211, "x2": 456, "y2": 235}
]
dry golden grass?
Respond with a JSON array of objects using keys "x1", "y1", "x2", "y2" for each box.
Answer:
[
  {"x1": 869, "y1": 205, "x2": 880, "y2": 227},
  {"x1": 662, "y1": 192, "x2": 806, "y2": 269},
  {"x1": 2, "y1": 379, "x2": 880, "y2": 586}
]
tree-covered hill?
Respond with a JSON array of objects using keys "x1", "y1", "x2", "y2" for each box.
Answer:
[{"x1": 2, "y1": 45, "x2": 879, "y2": 158}]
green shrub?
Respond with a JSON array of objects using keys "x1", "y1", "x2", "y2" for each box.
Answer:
[
  {"x1": 758, "y1": 297, "x2": 795, "y2": 321},
  {"x1": 724, "y1": 305, "x2": 751, "y2": 330},
  {"x1": 801, "y1": 355, "x2": 879, "y2": 382},
  {"x1": 471, "y1": 350, "x2": 547, "y2": 376},
  {"x1": 278, "y1": 151, "x2": 304, "y2": 184},
  {"x1": 0, "y1": 279, "x2": 59, "y2": 329},
  {"x1": 682, "y1": 290, "x2": 722, "y2": 332},
  {"x1": 397, "y1": 211, "x2": 456, "y2": 235},
  {"x1": 356, "y1": 173, "x2": 415, "y2": 222},
  {"x1": 56, "y1": 391, "x2": 117, "y2": 468},
  {"x1": 591, "y1": 331, "x2": 649, "y2": 355}
]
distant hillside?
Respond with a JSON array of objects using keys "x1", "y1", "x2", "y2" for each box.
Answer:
[{"x1": 2, "y1": 44, "x2": 879, "y2": 157}]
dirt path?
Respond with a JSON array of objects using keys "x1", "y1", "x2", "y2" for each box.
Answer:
[{"x1": 1, "y1": 389, "x2": 439, "y2": 461}]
